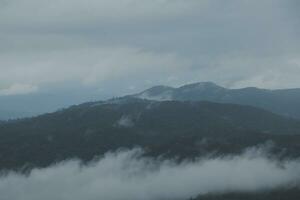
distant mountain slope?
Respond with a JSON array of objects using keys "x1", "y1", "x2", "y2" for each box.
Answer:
[
  {"x1": 0, "y1": 109, "x2": 34, "y2": 120},
  {"x1": 1, "y1": 98, "x2": 300, "y2": 171},
  {"x1": 0, "y1": 91, "x2": 109, "y2": 120},
  {"x1": 133, "y1": 82, "x2": 300, "y2": 119}
]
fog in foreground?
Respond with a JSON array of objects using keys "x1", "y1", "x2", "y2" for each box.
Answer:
[{"x1": 1, "y1": 147, "x2": 300, "y2": 200}]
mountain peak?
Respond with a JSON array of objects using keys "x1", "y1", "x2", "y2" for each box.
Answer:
[
  {"x1": 178, "y1": 82, "x2": 224, "y2": 90},
  {"x1": 133, "y1": 82, "x2": 226, "y2": 101}
]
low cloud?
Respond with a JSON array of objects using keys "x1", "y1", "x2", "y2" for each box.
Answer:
[
  {"x1": 1, "y1": 0, "x2": 300, "y2": 93},
  {"x1": 0, "y1": 47, "x2": 188, "y2": 90},
  {"x1": 116, "y1": 115, "x2": 135, "y2": 127},
  {"x1": 1, "y1": 147, "x2": 300, "y2": 200},
  {"x1": 0, "y1": 83, "x2": 38, "y2": 96}
]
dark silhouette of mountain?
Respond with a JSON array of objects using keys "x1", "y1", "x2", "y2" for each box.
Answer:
[
  {"x1": 133, "y1": 82, "x2": 300, "y2": 119},
  {"x1": 1, "y1": 98, "x2": 300, "y2": 171},
  {"x1": 191, "y1": 187, "x2": 300, "y2": 200}
]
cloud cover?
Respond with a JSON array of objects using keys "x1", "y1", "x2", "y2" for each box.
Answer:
[
  {"x1": 1, "y1": 148, "x2": 300, "y2": 200},
  {"x1": 0, "y1": 0, "x2": 300, "y2": 96}
]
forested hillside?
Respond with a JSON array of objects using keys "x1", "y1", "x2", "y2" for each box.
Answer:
[{"x1": 1, "y1": 98, "x2": 300, "y2": 171}]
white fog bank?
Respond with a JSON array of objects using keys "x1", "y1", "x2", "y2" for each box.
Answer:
[{"x1": 1, "y1": 148, "x2": 300, "y2": 200}]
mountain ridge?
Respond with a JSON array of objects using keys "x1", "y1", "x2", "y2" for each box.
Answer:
[{"x1": 132, "y1": 82, "x2": 300, "y2": 119}]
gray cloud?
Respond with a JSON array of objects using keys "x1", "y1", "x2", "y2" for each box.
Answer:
[
  {"x1": 0, "y1": 0, "x2": 299, "y2": 97},
  {"x1": 1, "y1": 147, "x2": 300, "y2": 200}
]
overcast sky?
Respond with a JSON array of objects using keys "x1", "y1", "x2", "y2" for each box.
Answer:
[{"x1": 1, "y1": 0, "x2": 300, "y2": 97}]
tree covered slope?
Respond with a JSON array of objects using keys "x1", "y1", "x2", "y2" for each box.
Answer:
[{"x1": 1, "y1": 98, "x2": 300, "y2": 171}]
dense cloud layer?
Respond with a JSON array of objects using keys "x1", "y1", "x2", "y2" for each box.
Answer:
[
  {"x1": 0, "y1": 0, "x2": 300, "y2": 97},
  {"x1": 1, "y1": 148, "x2": 300, "y2": 200}
]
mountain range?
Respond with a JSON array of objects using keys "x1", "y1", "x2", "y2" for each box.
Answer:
[
  {"x1": 1, "y1": 82, "x2": 300, "y2": 121},
  {"x1": 132, "y1": 82, "x2": 300, "y2": 119},
  {"x1": 1, "y1": 82, "x2": 300, "y2": 199}
]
